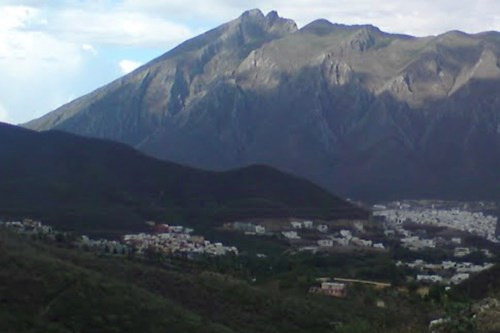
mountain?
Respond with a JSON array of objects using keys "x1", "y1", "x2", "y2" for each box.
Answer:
[
  {"x1": 0, "y1": 122, "x2": 365, "y2": 235},
  {"x1": 24, "y1": 9, "x2": 500, "y2": 202}
]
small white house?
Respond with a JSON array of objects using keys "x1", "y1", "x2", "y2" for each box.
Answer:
[
  {"x1": 331, "y1": 237, "x2": 349, "y2": 246},
  {"x1": 255, "y1": 225, "x2": 266, "y2": 234},
  {"x1": 441, "y1": 261, "x2": 457, "y2": 270},
  {"x1": 317, "y1": 224, "x2": 328, "y2": 233},
  {"x1": 454, "y1": 247, "x2": 471, "y2": 257},
  {"x1": 303, "y1": 220, "x2": 314, "y2": 229},
  {"x1": 317, "y1": 239, "x2": 333, "y2": 247},
  {"x1": 340, "y1": 230, "x2": 352, "y2": 239},
  {"x1": 450, "y1": 273, "x2": 470, "y2": 285},
  {"x1": 417, "y1": 275, "x2": 443, "y2": 283},
  {"x1": 351, "y1": 238, "x2": 372, "y2": 247},
  {"x1": 282, "y1": 231, "x2": 300, "y2": 239}
]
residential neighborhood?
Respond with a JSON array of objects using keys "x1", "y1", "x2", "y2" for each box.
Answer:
[
  {"x1": 2, "y1": 205, "x2": 498, "y2": 294},
  {"x1": 122, "y1": 224, "x2": 238, "y2": 256},
  {"x1": 226, "y1": 219, "x2": 385, "y2": 252},
  {"x1": 0, "y1": 219, "x2": 238, "y2": 258},
  {"x1": 374, "y1": 201, "x2": 498, "y2": 242},
  {"x1": 396, "y1": 259, "x2": 494, "y2": 285},
  {"x1": 373, "y1": 201, "x2": 499, "y2": 257},
  {"x1": 0, "y1": 219, "x2": 54, "y2": 235}
]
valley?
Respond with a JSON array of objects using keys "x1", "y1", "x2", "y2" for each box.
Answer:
[
  {"x1": 1, "y1": 202, "x2": 499, "y2": 333},
  {"x1": 1, "y1": 5, "x2": 500, "y2": 333},
  {"x1": 1, "y1": 121, "x2": 498, "y2": 331}
]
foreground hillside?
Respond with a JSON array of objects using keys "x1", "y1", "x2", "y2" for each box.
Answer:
[
  {"x1": 0, "y1": 123, "x2": 365, "y2": 235},
  {"x1": 0, "y1": 229, "x2": 431, "y2": 333},
  {"x1": 25, "y1": 9, "x2": 500, "y2": 202}
]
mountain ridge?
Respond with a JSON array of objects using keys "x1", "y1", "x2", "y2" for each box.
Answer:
[{"x1": 24, "y1": 10, "x2": 500, "y2": 202}]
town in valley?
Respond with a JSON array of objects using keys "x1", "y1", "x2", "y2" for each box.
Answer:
[{"x1": 1, "y1": 200, "x2": 498, "y2": 299}]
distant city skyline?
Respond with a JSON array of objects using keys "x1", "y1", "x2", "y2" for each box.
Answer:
[{"x1": 1, "y1": 0, "x2": 499, "y2": 124}]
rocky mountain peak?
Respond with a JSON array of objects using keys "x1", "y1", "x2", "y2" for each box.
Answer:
[
  {"x1": 240, "y1": 8, "x2": 265, "y2": 19},
  {"x1": 300, "y1": 19, "x2": 337, "y2": 35},
  {"x1": 235, "y1": 9, "x2": 298, "y2": 36},
  {"x1": 347, "y1": 27, "x2": 379, "y2": 51},
  {"x1": 266, "y1": 10, "x2": 279, "y2": 20},
  {"x1": 23, "y1": 10, "x2": 500, "y2": 202}
]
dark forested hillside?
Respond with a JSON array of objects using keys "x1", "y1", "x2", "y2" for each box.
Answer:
[{"x1": 0, "y1": 122, "x2": 365, "y2": 235}]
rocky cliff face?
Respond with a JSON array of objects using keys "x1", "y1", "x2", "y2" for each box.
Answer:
[{"x1": 24, "y1": 9, "x2": 500, "y2": 202}]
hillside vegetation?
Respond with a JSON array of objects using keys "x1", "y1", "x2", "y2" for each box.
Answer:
[
  {"x1": 0, "y1": 123, "x2": 366, "y2": 236},
  {"x1": 0, "y1": 230, "x2": 429, "y2": 333}
]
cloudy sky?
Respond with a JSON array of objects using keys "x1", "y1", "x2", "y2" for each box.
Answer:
[{"x1": 1, "y1": 0, "x2": 499, "y2": 124}]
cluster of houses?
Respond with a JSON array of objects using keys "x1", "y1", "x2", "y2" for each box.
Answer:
[
  {"x1": 230, "y1": 220, "x2": 385, "y2": 252},
  {"x1": 374, "y1": 203, "x2": 499, "y2": 257},
  {"x1": 318, "y1": 229, "x2": 385, "y2": 250},
  {"x1": 373, "y1": 202, "x2": 499, "y2": 286},
  {"x1": 0, "y1": 218, "x2": 132, "y2": 256},
  {"x1": 396, "y1": 259, "x2": 495, "y2": 285},
  {"x1": 231, "y1": 219, "x2": 326, "y2": 237},
  {"x1": 374, "y1": 204, "x2": 498, "y2": 242},
  {"x1": 78, "y1": 235, "x2": 132, "y2": 256},
  {"x1": 122, "y1": 224, "x2": 238, "y2": 256},
  {"x1": 1, "y1": 218, "x2": 238, "y2": 258},
  {"x1": 399, "y1": 236, "x2": 437, "y2": 250},
  {"x1": 0, "y1": 219, "x2": 54, "y2": 236}
]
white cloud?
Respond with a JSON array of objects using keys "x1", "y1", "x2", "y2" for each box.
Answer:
[
  {"x1": 0, "y1": 4, "x2": 89, "y2": 123},
  {"x1": 119, "y1": 59, "x2": 143, "y2": 74},
  {"x1": 47, "y1": 8, "x2": 195, "y2": 47},
  {"x1": 82, "y1": 43, "x2": 98, "y2": 55},
  {"x1": 119, "y1": 0, "x2": 500, "y2": 36},
  {"x1": 0, "y1": 104, "x2": 9, "y2": 123},
  {"x1": 0, "y1": 5, "x2": 39, "y2": 30}
]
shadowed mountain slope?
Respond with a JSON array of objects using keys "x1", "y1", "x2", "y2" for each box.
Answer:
[{"x1": 0, "y1": 122, "x2": 365, "y2": 235}]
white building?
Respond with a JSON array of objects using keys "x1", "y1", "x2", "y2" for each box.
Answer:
[
  {"x1": 282, "y1": 231, "x2": 300, "y2": 239},
  {"x1": 340, "y1": 230, "x2": 352, "y2": 239},
  {"x1": 450, "y1": 273, "x2": 470, "y2": 285},
  {"x1": 441, "y1": 261, "x2": 457, "y2": 270},
  {"x1": 255, "y1": 225, "x2": 266, "y2": 234},
  {"x1": 331, "y1": 237, "x2": 349, "y2": 246},
  {"x1": 317, "y1": 239, "x2": 333, "y2": 247},
  {"x1": 303, "y1": 220, "x2": 314, "y2": 229},
  {"x1": 417, "y1": 275, "x2": 443, "y2": 283},
  {"x1": 454, "y1": 247, "x2": 471, "y2": 257},
  {"x1": 317, "y1": 224, "x2": 328, "y2": 233}
]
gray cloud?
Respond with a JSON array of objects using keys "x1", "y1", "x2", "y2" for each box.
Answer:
[{"x1": 121, "y1": 0, "x2": 500, "y2": 36}]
